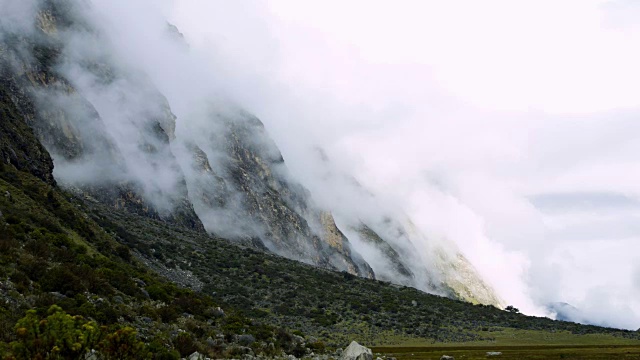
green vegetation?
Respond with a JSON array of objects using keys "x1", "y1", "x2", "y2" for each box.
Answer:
[
  {"x1": 90, "y1": 198, "x2": 640, "y2": 347},
  {"x1": 2, "y1": 1, "x2": 639, "y2": 357},
  {"x1": 6, "y1": 305, "x2": 145, "y2": 359},
  {"x1": 2, "y1": 135, "x2": 640, "y2": 358},
  {"x1": 375, "y1": 344, "x2": 640, "y2": 360},
  {"x1": 0, "y1": 166, "x2": 314, "y2": 359}
]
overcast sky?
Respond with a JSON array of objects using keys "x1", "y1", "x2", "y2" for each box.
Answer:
[{"x1": 160, "y1": 0, "x2": 640, "y2": 329}]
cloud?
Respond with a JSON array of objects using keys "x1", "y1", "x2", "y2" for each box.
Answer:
[
  {"x1": 0, "y1": 0, "x2": 39, "y2": 35},
  {"x1": 166, "y1": 0, "x2": 640, "y2": 329},
  {"x1": 8, "y1": 0, "x2": 640, "y2": 329}
]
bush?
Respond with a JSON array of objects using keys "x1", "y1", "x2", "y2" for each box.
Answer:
[
  {"x1": 98, "y1": 327, "x2": 149, "y2": 359},
  {"x1": 173, "y1": 332, "x2": 197, "y2": 357},
  {"x1": 9, "y1": 305, "x2": 100, "y2": 360},
  {"x1": 146, "y1": 284, "x2": 171, "y2": 303},
  {"x1": 40, "y1": 266, "x2": 86, "y2": 296}
]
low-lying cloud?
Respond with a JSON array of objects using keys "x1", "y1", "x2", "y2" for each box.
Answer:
[
  {"x1": 6, "y1": 0, "x2": 640, "y2": 330},
  {"x1": 165, "y1": 0, "x2": 640, "y2": 329}
]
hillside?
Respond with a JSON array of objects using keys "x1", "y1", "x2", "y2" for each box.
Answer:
[
  {"x1": 0, "y1": 0, "x2": 506, "y2": 306},
  {"x1": 1, "y1": 1, "x2": 640, "y2": 359},
  {"x1": 1, "y1": 139, "x2": 640, "y2": 358}
]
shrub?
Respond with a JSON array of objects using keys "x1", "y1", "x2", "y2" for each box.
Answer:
[
  {"x1": 9, "y1": 305, "x2": 100, "y2": 360},
  {"x1": 98, "y1": 327, "x2": 149, "y2": 360},
  {"x1": 146, "y1": 284, "x2": 171, "y2": 303},
  {"x1": 173, "y1": 332, "x2": 197, "y2": 357},
  {"x1": 40, "y1": 266, "x2": 86, "y2": 296}
]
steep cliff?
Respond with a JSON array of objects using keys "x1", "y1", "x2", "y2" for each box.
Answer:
[
  {"x1": 1, "y1": 0, "x2": 204, "y2": 231},
  {"x1": 179, "y1": 108, "x2": 373, "y2": 277},
  {"x1": 2, "y1": 0, "x2": 373, "y2": 278},
  {"x1": 0, "y1": 69, "x2": 55, "y2": 184},
  {"x1": 351, "y1": 219, "x2": 503, "y2": 306},
  {"x1": 312, "y1": 150, "x2": 503, "y2": 306},
  {"x1": 0, "y1": 0, "x2": 502, "y2": 305}
]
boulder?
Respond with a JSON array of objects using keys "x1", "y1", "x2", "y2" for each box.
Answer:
[
  {"x1": 486, "y1": 352, "x2": 502, "y2": 356},
  {"x1": 440, "y1": 356, "x2": 454, "y2": 360},
  {"x1": 187, "y1": 352, "x2": 207, "y2": 360},
  {"x1": 340, "y1": 341, "x2": 373, "y2": 360}
]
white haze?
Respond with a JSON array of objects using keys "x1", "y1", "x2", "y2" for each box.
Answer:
[
  {"x1": 7, "y1": 0, "x2": 640, "y2": 329},
  {"x1": 163, "y1": 0, "x2": 640, "y2": 330}
]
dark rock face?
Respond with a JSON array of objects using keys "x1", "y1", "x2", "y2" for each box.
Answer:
[
  {"x1": 0, "y1": 0, "x2": 502, "y2": 302},
  {"x1": 1, "y1": 0, "x2": 372, "y2": 278},
  {"x1": 352, "y1": 217, "x2": 503, "y2": 306},
  {"x1": 356, "y1": 224, "x2": 415, "y2": 281},
  {"x1": 0, "y1": 0, "x2": 204, "y2": 231},
  {"x1": 309, "y1": 150, "x2": 503, "y2": 306},
  {"x1": 0, "y1": 71, "x2": 55, "y2": 185},
  {"x1": 182, "y1": 110, "x2": 373, "y2": 277}
]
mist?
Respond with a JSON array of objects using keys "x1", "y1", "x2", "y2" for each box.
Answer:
[
  {"x1": 6, "y1": 0, "x2": 640, "y2": 329},
  {"x1": 162, "y1": 0, "x2": 640, "y2": 329}
]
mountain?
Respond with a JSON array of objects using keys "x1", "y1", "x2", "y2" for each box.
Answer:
[
  {"x1": 309, "y1": 149, "x2": 502, "y2": 306},
  {"x1": 1, "y1": 1, "x2": 640, "y2": 358},
  {"x1": 0, "y1": 0, "x2": 500, "y2": 305}
]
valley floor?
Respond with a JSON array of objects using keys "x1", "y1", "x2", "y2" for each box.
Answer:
[
  {"x1": 374, "y1": 328, "x2": 640, "y2": 360},
  {"x1": 374, "y1": 345, "x2": 640, "y2": 360}
]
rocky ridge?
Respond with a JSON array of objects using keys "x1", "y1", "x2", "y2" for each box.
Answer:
[{"x1": 0, "y1": 0, "x2": 500, "y2": 305}]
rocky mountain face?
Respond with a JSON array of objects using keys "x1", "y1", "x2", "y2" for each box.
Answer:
[
  {"x1": 0, "y1": 68, "x2": 55, "y2": 185},
  {"x1": 346, "y1": 217, "x2": 502, "y2": 306},
  {"x1": 0, "y1": 0, "x2": 500, "y2": 306},
  {"x1": 179, "y1": 109, "x2": 373, "y2": 277},
  {"x1": 1, "y1": 0, "x2": 204, "y2": 231},
  {"x1": 313, "y1": 151, "x2": 503, "y2": 306}
]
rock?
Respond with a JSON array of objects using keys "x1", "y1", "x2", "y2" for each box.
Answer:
[
  {"x1": 440, "y1": 356, "x2": 454, "y2": 360},
  {"x1": 49, "y1": 292, "x2": 66, "y2": 299},
  {"x1": 112, "y1": 295, "x2": 124, "y2": 304},
  {"x1": 307, "y1": 336, "x2": 318, "y2": 344},
  {"x1": 292, "y1": 335, "x2": 305, "y2": 345},
  {"x1": 411, "y1": 300, "x2": 417, "y2": 307},
  {"x1": 486, "y1": 352, "x2": 502, "y2": 356},
  {"x1": 187, "y1": 351, "x2": 207, "y2": 360},
  {"x1": 206, "y1": 336, "x2": 216, "y2": 347},
  {"x1": 140, "y1": 289, "x2": 150, "y2": 299},
  {"x1": 85, "y1": 349, "x2": 98, "y2": 360},
  {"x1": 211, "y1": 306, "x2": 225, "y2": 317},
  {"x1": 340, "y1": 341, "x2": 372, "y2": 360}
]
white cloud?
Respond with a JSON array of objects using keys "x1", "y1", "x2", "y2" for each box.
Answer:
[{"x1": 80, "y1": 0, "x2": 640, "y2": 329}]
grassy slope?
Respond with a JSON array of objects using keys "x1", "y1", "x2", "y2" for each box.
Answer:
[
  {"x1": 2, "y1": 155, "x2": 640, "y2": 357},
  {"x1": 0, "y1": 166, "x2": 316, "y2": 358},
  {"x1": 374, "y1": 329, "x2": 640, "y2": 360},
  {"x1": 84, "y1": 194, "x2": 640, "y2": 347},
  {"x1": 2, "y1": 156, "x2": 640, "y2": 360},
  {"x1": 374, "y1": 345, "x2": 640, "y2": 360}
]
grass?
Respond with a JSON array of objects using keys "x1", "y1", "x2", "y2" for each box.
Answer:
[
  {"x1": 373, "y1": 329, "x2": 640, "y2": 360},
  {"x1": 382, "y1": 328, "x2": 640, "y2": 347},
  {"x1": 374, "y1": 345, "x2": 640, "y2": 360}
]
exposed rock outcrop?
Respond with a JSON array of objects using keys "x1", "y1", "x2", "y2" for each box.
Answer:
[
  {"x1": 340, "y1": 341, "x2": 373, "y2": 360},
  {"x1": 0, "y1": 71, "x2": 55, "y2": 185},
  {"x1": 181, "y1": 108, "x2": 373, "y2": 277},
  {"x1": 0, "y1": 0, "x2": 204, "y2": 231},
  {"x1": 0, "y1": 0, "x2": 503, "y2": 305}
]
